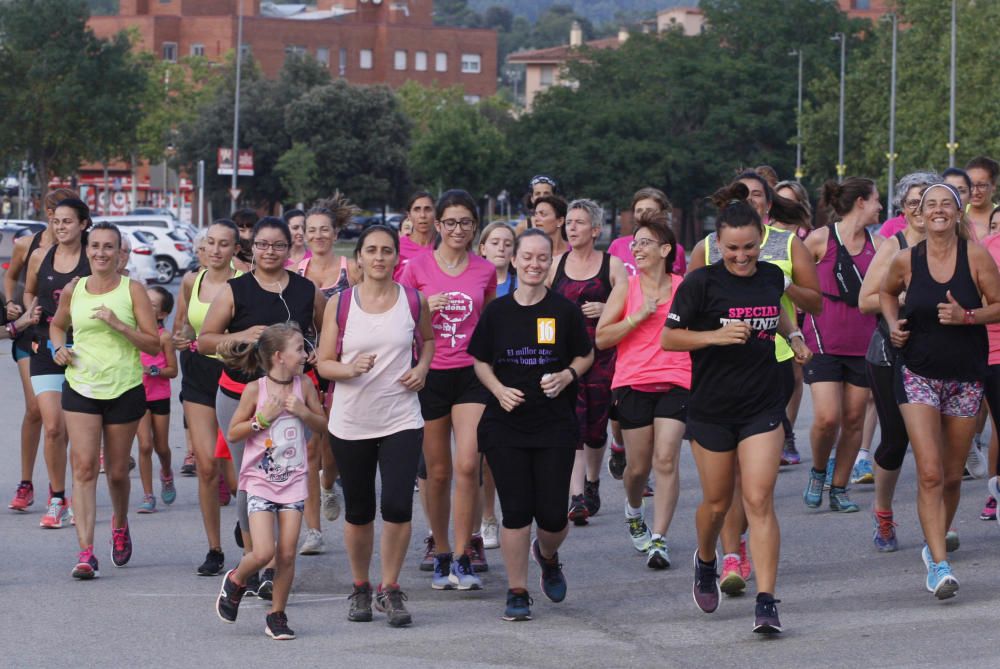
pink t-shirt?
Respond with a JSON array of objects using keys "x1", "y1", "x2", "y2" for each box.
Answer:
[
  {"x1": 611, "y1": 274, "x2": 691, "y2": 390},
  {"x1": 878, "y1": 215, "x2": 906, "y2": 238},
  {"x1": 399, "y1": 252, "x2": 497, "y2": 370},
  {"x1": 983, "y1": 233, "x2": 1000, "y2": 366},
  {"x1": 394, "y1": 235, "x2": 435, "y2": 280},
  {"x1": 239, "y1": 376, "x2": 309, "y2": 504},
  {"x1": 141, "y1": 327, "x2": 171, "y2": 402},
  {"x1": 607, "y1": 236, "x2": 686, "y2": 276}
]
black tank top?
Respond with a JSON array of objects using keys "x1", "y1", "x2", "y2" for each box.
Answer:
[
  {"x1": 900, "y1": 239, "x2": 987, "y2": 381},
  {"x1": 552, "y1": 252, "x2": 613, "y2": 329},
  {"x1": 225, "y1": 270, "x2": 317, "y2": 385},
  {"x1": 36, "y1": 244, "x2": 90, "y2": 340}
]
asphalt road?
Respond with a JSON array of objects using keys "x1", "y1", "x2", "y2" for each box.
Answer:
[{"x1": 2, "y1": 315, "x2": 999, "y2": 667}]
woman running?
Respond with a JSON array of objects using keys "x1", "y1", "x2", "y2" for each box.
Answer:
[
  {"x1": 172, "y1": 219, "x2": 242, "y2": 575},
  {"x1": 317, "y1": 225, "x2": 434, "y2": 627},
  {"x1": 549, "y1": 198, "x2": 627, "y2": 525},
  {"x1": 283, "y1": 209, "x2": 310, "y2": 267},
  {"x1": 514, "y1": 175, "x2": 558, "y2": 236},
  {"x1": 22, "y1": 197, "x2": 93, "y2": 529},
  {"x1": 5, "y1": 187, "x2": 77, "y2": 512},
  {"x1": 596, "y1": 210, "x2": 691, "y2": 569},
  {"x1": 48, "y1": 220, "x2": 161, "y2": 579},
  {"x1": 470, "y1": 228, "x2": 594, "y2": 621},
  {"x1": 532, "y1": 195, "x2": 569, "y2": 259},
  {"x1": 662, "y1": 187, "x2": 812, "y2": 634},
  {"x1": 964, "y1": 156, "x2": 998, "y2": 242},
  {"x1": 399, "y1": 189, "x2": 496, "y2": 590},
  {"x1": 214, "y1": 323, "x2": 326, "y2": 640},
  {"x1": 881, "y1": 182, "x2": 1000, "y2": 599},
  {"x1": 395, "y1": 191, "x2": 437, "y2": 280},
  {"x1": 199, "y1": 217, "x2": 325, "y2": 588},
  {"x1": 802, "y1": 178, "x2": 883, "y2": 513},
  {"x1": 858, "y1": 172, "x2": 941, "y2": 552}
]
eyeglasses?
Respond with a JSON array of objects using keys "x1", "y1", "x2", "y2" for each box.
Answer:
[
  {"x1": 904, "y1": 199, "x2": 921, "y2": 211},
  {"x1": 440, "y1": 218, "x2": 476, "y2": 231},
  {"x1": 253, "y1": 240, "x2": 290, "y2": 252},
  {"x1": 972, "y1": 183, "x2": 993, "y2": 192},
  {"x1": 630, "y1": 238, "x2": 663, "y2": 250}
]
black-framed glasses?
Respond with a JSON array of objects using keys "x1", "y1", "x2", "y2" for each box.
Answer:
[
  {"x1": 253, "y1": 240, "x2": 290, "y2": 252},
  {"x1": 972, "y1": 183, "x2": 993, "y2": 192},
  {"x1": 440, "y1": 218, "x2": 476, "y2": 231}
]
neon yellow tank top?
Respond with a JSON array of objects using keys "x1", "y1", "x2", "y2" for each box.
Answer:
[
  {"x1": 188, "y1": 268, "x2": 242, "y2": 359},
  {"x1": 65, "y1": 276, "x2": 142, "y2": 400}
]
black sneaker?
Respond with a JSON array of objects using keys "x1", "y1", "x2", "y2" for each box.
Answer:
[
  {"x1": 502, "y1": 588, "x2": 533, "y2": 622},
  {"x1": 265, "y1": 611, "x2": 296, "y2": 640},
  {"x1": 568, "y1": 495, "x2": 589, "y2": 526},
  {"x1": 215, "y1": 570, "x2": 246, "y2": 623},
  {"x1": 257, "y1": 568, "x2": 275, "y2": 601},
  {"x1": 374, "y1": 584, "x2": 412, "y2": 627},
  {"x1": 234, "y1": 521, "x2": 244, "y2": 549},
  {"x1": 348, "y1": 582, "x2": 373, "y2": 622},
  {"x1": 197, "y1": 549, "x2": 226, "y2": 576},
  {"x1": 531, "y1": 538, "x2": 567, "y2": 603},
  {"x1": 607, "y1": 448, "x2": 626, "y2": 480},
  {"x1": 692, "y1": 551, "x2": 720, "y2": 614},
  {"x1": 419, "y1": 535, "x2": 435, "y2": 572},
  {"x1": 753, "y1": 593, "x2": 782, "y2": 634},
  {"x1": 244, "y1": 571, "x2": 261, "y2": 598},
  {"x1": 583, "y1": 479, "x2": 601, "y2": 517}
]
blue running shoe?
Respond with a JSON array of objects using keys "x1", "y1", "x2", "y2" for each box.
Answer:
[
  {"x1": 851, "y1": 458, "x2": 874, "y2": 484},
  {"x1": 448, "y1": 553, "x2": 482, "y2": 590},
  {"x1": 803, "y1": 468, "x2": 825, "y2": 508},
  {"x1": 502, "y1": 589, "x2": 532, "y2": 621},
  {"x1": 431, "y1": 553, "x2": 455, "y2": 590},
  {"x1": 829, "y1": 486, "x2": 859, "y2": 513},
  {"x1": 822, "y1": 457, "x2": 835, "y2": 492},
  {"x1": 872, "y1": 512, "x2": 898, "y2": 552},
  {"x1": 930, "y1": 561, "x2": 959, "y2": 600},
  {"x1": 532, "y1": 538, "x2": 567, "y2": 603}
]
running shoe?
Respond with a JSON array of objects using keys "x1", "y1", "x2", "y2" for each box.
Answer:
[
  {"x1": 607, "y1": 446, "x2": 626, "y2": 480},
  {"x1": 197, "y1": 549, "x2": 225, "y2": 576},
  {"x1": 8, "y1": 481, "x2": 34, "y2": 511},
  {"x1": 128, "y1": 456, "x2": 136, "y2": 472},
  {"x1": 803, "y1": 468, "x2": 825, "y2": 508},
  {"x1": 780, "y1": 434, "x2": 801, "y2": 466},
  {"x1": 448, "y1": 553, "x2": 482, "y2": 590},
  {"x1": 320, "y1": 486, "x2": 342, "y2": 522},
  {"x1": 299, "y1": 528, "x2": 325, "y2": 555},
  {"x1": 583, "y1": 479, "x2": 601, "y2": 517},
  {"x1": 922, "y1": 547, "x2": 959, "y2": 600},
  {"x1": 419, "y1": 535, "x2": 435, "y2": 572},
  {"x1": 265, "y1": 611, "x2": 296, "y2": 640},
  {"x1": 71, "y1": 547, "x2": 99, "y2": 580},
  {"x1": 532, "y1": 537, "x2": 567, "y2": 603},
  {"x1": 829, "y1": 486, "x2": 860, "y2": 513},
  {"x1": 99, "y1": 452, "x2": 105, "y2": 474},
  {"x1": 375, "y1": 584, "x2": 412, "y2": 627},
  {"x1": 502, "y1": 588, "x2": 533, "y2": 622},
  {"x1": 945, "y1": 529, "x2": 960, "y2": 552},
  {"x1": 218, "y1": 477, "x2": 231, "y2": 506},
  {"x1": 180, "y1": 453, "x2": 196, "y2": 476},
  {"x1": 822, "y1": 457, "x2": 835, "y2": 491},
  {"x1": 348, "y1": 582, "x2": 373, "y2": 622},
  {"x1": 481, "y1": 517, "x2": 500, "y2": 549},
  {"x1": 979, "y1": 496, "x2": 996, "y2": 521},
  {"x1": 719, "y1": 554, "x2": 745, "y2": 595},
  {"x1": 111, "y1": 519, "x2": 133, "y2": 567},
  {"x1": 468, "y1": 535, "x2": 489, "y2": 572},
  {"x1": 738, "y1": 538, "x2": 752, "y2": 581},
  {"x1": 989, "y1": 476, "x2": 1000, "y2": 528},
  {"x1": 431, "y1": 553, "x2": 454, "y2": 590},
  {"x1": 568, "y1": 494, "x2": 589, "y2": 526},
  {"x1": 216, "y1": 570, "x2": 246, "y2": 623},
  {"x1": 872, "y1": 511, "x2": 898, "y2": 552},
  {"x1": 643, "y1": 482, "x2": 654, "y2": 497},
  {"x1": 753, "y1": 594, "x2": 783, "y2": 634},
  {"x1": 626, "y1": 510, "x2": 652, "y2": 552},
  {"x1": 40, "y1": 496, "x2": 70, "y2": 529},
  {"x1": 966, "y1": 439, "x2": 988, "y2": 479},
  {"x1": 850, "y1": 457, "x2": 875, "y2": 484},
  {"x1": 257, "y1": 568, "x2": 275, "y2": 601},
  {"x1": 645, "y1": 535, "x2": 671, "y2": 570},
  {"x1": 244, "y1": 571, "x2": 261, "y2": 598},
  {"x1": 137, "y1": 494, "x2": 156, "y2": 514},
  {"x1": 692, "y1": 551, "x2": 720, "y2": 614},
  {"x1": 160, "y1": 472, "x2": 176, "y2": 506}
]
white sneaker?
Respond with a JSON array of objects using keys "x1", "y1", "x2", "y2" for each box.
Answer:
[
  {"x1": 299, "y1": 528, "x2": 325, "y2": 555},
  {"x1": 481, "y1": 517, "x2": 500, "y2": 549},
  {"x1": 966, "y1": 441, "x2": 988, "y2": 479},
  {"x1": 321, "y1": 486, "x2": 341, "y2": 522},
  {"x1": 989, "y1": 477, "x2": 1000, "y2": 528}
]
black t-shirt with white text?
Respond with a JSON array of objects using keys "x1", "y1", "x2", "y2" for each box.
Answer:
[
  {"x1": 665, "y1": 261, "x2": 786, "y2": 423},
  {"x1": 468, "y1": 290, "x2": 593, "y2": 450}
]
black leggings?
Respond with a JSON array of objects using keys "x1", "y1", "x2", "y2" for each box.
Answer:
[
  {"x1": 329, "y1": 429, "x2": 423, "y2": 525},
  {"x1": 779, "y1": 359, "x2": 795, "y2": 439},
  {"x1": 984, "y1": 364, "x2": 1000, "y2": 477},
  {"x1": 867, "y1": 361, "x2": 910, "y2": 471},
  {"x1": 484, "y1": 446, "x2": 575, "y2": 533}
]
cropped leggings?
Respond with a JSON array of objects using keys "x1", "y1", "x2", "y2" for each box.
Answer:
[
  {"x1": 216, "y1": 390, "x2": 249, "y2": 531},
  {"x1": 484, "y1": 446, "x2": 576, "y2": 533},
  {"x1": 329, "y1": 429, "x2": 423, "y2": 525},
  {"x1": 867, "y1": 361, "x2": 910, "y2": 471}
]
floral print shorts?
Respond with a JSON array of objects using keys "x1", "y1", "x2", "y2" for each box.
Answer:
[{"x1": 898, "y1": 365, "x2": 983, "y2": 418}]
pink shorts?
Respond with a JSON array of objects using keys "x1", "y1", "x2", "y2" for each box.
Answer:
[{"x1": 897, "y1": 365, "x2": 983, "y2": 418}]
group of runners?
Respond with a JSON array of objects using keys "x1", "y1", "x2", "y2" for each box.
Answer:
[{"x1": 5, "y1": 157, "x2": 1000, "y2": 639}]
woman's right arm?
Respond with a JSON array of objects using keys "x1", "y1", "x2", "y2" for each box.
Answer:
[
  {"x1": 859, "y1": 237, "x2": 900, "y2": 315},
  {"x1": 473, "y1": 359, "x2": 524, "y2": 413},
  {"x1": 21, "y1": 251, "x2": 43, "y2": 314},
  {"x1": 171, "y1": 271, "x2": 196, "y2": 348},
  {"x1": 48, "y1": 282, "x2": 76, "y2": 367},
  {"x1": 595, "y1": 280, "x2": 650, "y2": 350},
  {"x1": 661, "y1": 322, "x2": 750, "y2": 352},
  {"x1": 197, "y1": 285, "x2": 263, "y2": 355},
  {"x1": 4, "y1": 236, "x2": 31, "y2": 317},
  {"x1": 880, "y1": 250, "x2": 910, "y2": 348}
]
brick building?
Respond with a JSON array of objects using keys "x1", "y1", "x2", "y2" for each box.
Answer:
[{"x1": 89, "y1": 0, "x2": 498, "y2": 100}]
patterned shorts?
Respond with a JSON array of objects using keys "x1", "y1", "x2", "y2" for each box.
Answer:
[
  {"x1": 897, "y1": 365, "x2": 983, "y2": 418},
  {"x1": 247, "y1": 495, "x2": 305, "y2": 515}
]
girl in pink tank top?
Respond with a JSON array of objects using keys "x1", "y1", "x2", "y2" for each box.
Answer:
[{"x1": 214, "y1": 322, "x2": 327, "y2": 639}]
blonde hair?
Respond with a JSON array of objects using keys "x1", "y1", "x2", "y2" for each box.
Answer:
[
  {"x1": 217, "y1": 322, "x2": 302, "y2": 376},
  {"x1": 478, "y1": 222, "x2": 515, "y2": 255},
  {"x1": 306, "y1": 191, "x2": 359, "y2": 231}
]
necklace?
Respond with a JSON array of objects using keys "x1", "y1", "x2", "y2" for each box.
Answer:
[
  {"x1": 267, "y1": 374, "x2": 294, "y2": 386},
  {"x1": 436, "y1": 251, "x2": 465, "y2": 270}
]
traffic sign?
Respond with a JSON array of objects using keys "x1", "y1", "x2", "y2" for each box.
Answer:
[{"x1": 229, "y1": 188, "x2": 241, "y2": 201}]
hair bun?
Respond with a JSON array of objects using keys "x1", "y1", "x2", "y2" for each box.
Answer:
[{"x1": 710, "y1": 182, "x2": 749, "y2": 209}]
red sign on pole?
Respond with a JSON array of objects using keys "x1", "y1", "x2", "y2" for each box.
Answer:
[{"x1": 217, "y1": 148, "x2": 254, "y2": 176}]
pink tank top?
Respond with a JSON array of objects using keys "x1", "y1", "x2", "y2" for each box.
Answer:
[
  {"x1": 611, "y1": 274, "x2": 691, "y2": 390},
  {"x1": 239, "y1": 376, "x2": 309, "y2": 504},
  {"x1": 983, "y1": 233, "x2": 1000, "y2": 366},
  {"x1": 141, "y1": 327, "x2": 171, "y2": 402}
]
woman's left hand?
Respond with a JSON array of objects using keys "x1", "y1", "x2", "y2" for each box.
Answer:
[
  {"x1": 398, "y1": 365, "x2": 428, "y2": 392},
  {"x1": 540, "y1": 369, "x2": 573, "y2": 398},
  {"x1": 937, "y1": 290, "x2": 967, "y2": 325},
  {"x1": 91, "y1": 304, "x2": 123, "y2": 330},
  {"x1": 581, "y1": 301, "x2": 604, "y2": 319},
  {"x1": 791, "y1": 337, "x2": 813, "y2": 365}
]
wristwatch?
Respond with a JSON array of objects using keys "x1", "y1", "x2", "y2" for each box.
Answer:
[
  {"x1": 787, "y1": 331, "x2": 805, "y2": 342},
  {"x1": 251, "y1": 418, "x2": 263, "y2": 432},
  {"x1": 148, "y1": 365, "x2": 161, "y2": 377}
]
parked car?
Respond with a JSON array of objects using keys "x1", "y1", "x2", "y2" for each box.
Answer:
[
  {"x1": 97, "y1": 215, "x2": 180, "y2": 233},
  {"x1": 123, "y1": 231, "x2": 159, "y2": 286},
  {"x1": 129, "y1": 208, "x2": 178, "y2": 220},
  {"x1": 127, "y1": 228, "x2": 195, "y2": 283}
]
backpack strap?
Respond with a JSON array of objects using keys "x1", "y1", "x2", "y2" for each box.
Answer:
[
  {"x1": 404, "y1": 285, "x2": 423, "y2": 364},
  {"x1": 335, "y1": 287, "x2": 353, "y2": 360}
]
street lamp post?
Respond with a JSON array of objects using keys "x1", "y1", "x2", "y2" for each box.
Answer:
[
  {"x1": 831, "y1": 32, "x2": 846, "y2": 182},
  {"x1": 947, "y1": 0, "x2": 958, "y2": 167},
  {"x1": 230, "y1": 0, "x2": 244, "y2": 213},
  {"x1": 885, "y1": 13, "x2": 898, "y2": 222},
  {"x1": 789, "y1": 49, "x2": 804, "y2": 179}
]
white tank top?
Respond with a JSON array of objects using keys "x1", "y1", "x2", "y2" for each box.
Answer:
[{"x1": 328, "y1": 285, "x2": 424, "y2": 440}]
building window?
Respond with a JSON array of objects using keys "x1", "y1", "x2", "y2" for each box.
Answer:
[
  {"x1": 360, "y1": 49, "x2": 373, "y2": 70},
  {"x1": 190, "y1": 43, "x2": 205, "y2": 57},
  {"x1": 240, "y1": 44, "x2": 251, "y2": 59},
  {"x1": 162, "y1": 42, "x2": 177, "y2": 62},
  {"x1": 394, "y1": 50, "x2": 407, "y2": 71},
  {"x1": 540, "y1": 66, "x2": 555, "y2": 87},
  {"x1": 852, "y1": 0, "x2": 871, "y2": 8},
  {"x1": 435, "y1": 52, "x2": 447, "y2": 72},
  {"x1": 316, "y1": 47, "x2": 330, "y2": 66},
  {"x1": 339, "y1": 48, "x2": 347, "y2": 77},
  {"x1": 285, "y1": 45, "x2": 307, "y2": 63},
  {"x1": 461, "y1": 54, "x2": 481, "y2": 74},
  {"x1": 414, "y1": 50, "x2": 428, "y2": 72},
  {"x1": 463, "y1": 95, "x2": 481, "y2": 104}
]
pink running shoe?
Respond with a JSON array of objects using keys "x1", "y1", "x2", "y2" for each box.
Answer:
[
  {"x1": 719, "y1": 554, "x2": 745, "y2": 595},
  {"x1": 72, "y1": 546, "x2": 99, "y2": 580},
  {"x1": 979, "y1": 496, "x2": 997, "y2": 521},
  {"x1": 40, "y1": 497, "x2": 70, "y2": 529},
  {"x1": 9, "y1": 482, "x2": 34, "y2": 511},
  {"x1": 739, "y1": 538, "x2": 753, "y2": 581},
  {"x1": 111, "y1": 518, "x2": 133, "y2": 567},
  {"x1": 219, "y1": 476, "x2": 231, "y2": 506}
]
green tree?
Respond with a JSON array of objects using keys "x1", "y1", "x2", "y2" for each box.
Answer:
[{"x1": 275, "y1": 142, "x2": 320, "y2": 207}]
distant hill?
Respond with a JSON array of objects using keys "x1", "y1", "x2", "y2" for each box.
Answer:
[{"x1": 466, "y1": 0, "x2": 695, "y2": 24}]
